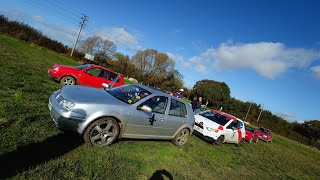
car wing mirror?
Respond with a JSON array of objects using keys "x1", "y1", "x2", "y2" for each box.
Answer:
[
  {"x1": 102, "y1": 83, "x2": 109, "y2": 89},
  {"x1": 139, "y1": 105, "x2": 152, "y2": 113}
]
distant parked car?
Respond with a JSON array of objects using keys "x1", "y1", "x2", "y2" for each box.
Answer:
[
  {"x1": 48, "y1": 64, "x2": 124, "y2": 88},
  {"x1": 48, "y1": 83, "x2": 195, "y2": 147},
  {"x1": 245, "y1": 126, "x2": 259, "y2": 143},
  {"x1": 193, "y1": 110, "x2": 246, "y2": 146},
  {"x1": 256, "y1": 127, "x2": 273, "y2": 143}
]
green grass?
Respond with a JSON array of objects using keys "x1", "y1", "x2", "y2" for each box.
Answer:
[{"x1": 0, "y1": 34, "x2": 320, "y2": 179}]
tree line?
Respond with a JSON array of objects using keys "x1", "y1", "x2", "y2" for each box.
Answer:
[{"x1": 1, "y1": 15, "x2": 318, "y2": 148}]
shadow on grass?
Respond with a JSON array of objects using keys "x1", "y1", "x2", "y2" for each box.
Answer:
[
  {"x1": 0, "y1": 133, "x2": 83, "y2": 179},
  {"x1": 149, "y1": 169, "x2": 173, "y2": 180}
]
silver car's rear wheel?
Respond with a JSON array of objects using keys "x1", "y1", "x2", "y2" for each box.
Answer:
[
  {"x1": 84, "y1": 118, "x2": 120, "y2": 146},
  {"x1": 172, "y1": 128, "x2": 189, "y2": 147},
  {"x1": 60, "y1": 76, "x2": 76, "y2": 86}
]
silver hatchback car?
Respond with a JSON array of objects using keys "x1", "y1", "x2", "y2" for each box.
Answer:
[{"x1": 48, "y1": 84, "x2": 195, "y2": 147}]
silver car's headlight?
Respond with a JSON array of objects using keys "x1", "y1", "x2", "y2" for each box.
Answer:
[
  {"x1": 206, "y1": 127, "x2": 214, "y2": 131},
  {"x1": 60, "y1": 99, "x2": 75, "y2": 111}
]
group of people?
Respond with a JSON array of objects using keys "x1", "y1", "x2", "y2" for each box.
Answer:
[
  {"x1": 171, "y1": 89, "x2": 203, "y2": 113},
  {"x1": 191, "y1": 96, "x2": 202, "y2": 113}
]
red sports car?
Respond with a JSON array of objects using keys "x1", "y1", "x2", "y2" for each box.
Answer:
[
  {"x1": 245, "y1": 126, "x2": 259, "y2": 143},
  {"x1": 256, "y1": 127, "x2": 273, "y2": 143},
  {"x1": 48, "y1": 64, "x2": 124, "y2": 88}
]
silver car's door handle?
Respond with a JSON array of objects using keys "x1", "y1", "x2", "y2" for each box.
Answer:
[{"x1": 159, "y1": 117, "x2": 165, "y2": 121}]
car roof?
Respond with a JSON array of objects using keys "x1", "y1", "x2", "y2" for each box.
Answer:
[
  {"x1": 128, "y1": 84, "x2": 187, "y2": 103},
  {"x1": 211, "y1": 109, "x2": 238, "y2": 120},
  {"x1": 134, "y1": 84, "x2": 171, "y2": 96}
]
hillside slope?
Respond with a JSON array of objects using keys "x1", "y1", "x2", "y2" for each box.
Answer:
[{"x1": 0, "y1": 35, "x2": 319, "y2": 179}]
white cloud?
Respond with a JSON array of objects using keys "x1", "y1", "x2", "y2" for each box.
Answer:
[
  {"x1": 276, "y1": 112, "x2": 296, "y2": 121},
  {"x1": 174, "y1": 28, "x2": 182, "y2": 33},
  {"x1": 1, "y1": 10, "x2": 77, "y2": 45},
  {"x1": 166, "y1": 52, "x2": 184, "y2": 63},
  {"x1": 186, "y1": 41, "x2": 320, "y2": 79},
  {"x1": 311, "y1": 66, "x2": 320, "y2": 79},
  {"x1": 96, "y1": 28, "x2": 142, "y2": 52}
]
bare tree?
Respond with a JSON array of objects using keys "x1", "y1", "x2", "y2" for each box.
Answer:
[
  {"x1": 131, "y1": 49, "x2": 175, "y2": 82},
  {"x1": 79, "y1": 36, "x2": 116, "y2": 63}
]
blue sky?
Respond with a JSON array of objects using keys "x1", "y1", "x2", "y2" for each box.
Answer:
[{"x1": 1, "y1": 0, "x2": 320, "y2": 122}]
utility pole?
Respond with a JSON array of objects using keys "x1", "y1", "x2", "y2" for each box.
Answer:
[
  {"x1": 257, "y1": 104, "x2": 263, "y2": 122},
  {"x1": 244, "y1": 102, "x2": 252, "y2": 120},
  {"x1": 70, "y1": 14, "x2": 87, "y2": 57}
]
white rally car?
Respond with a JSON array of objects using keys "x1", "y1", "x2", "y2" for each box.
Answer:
[{"x1": 193, "y1": 109, "x2": 246, "y2": 146}]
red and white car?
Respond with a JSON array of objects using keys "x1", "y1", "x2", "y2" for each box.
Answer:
[
  {"x1": 48, "y1": 64, "x2": 124, "y2": 88},
  {"x1": 256, "y1": 127, "x2": 273, "y2": 143},
  {"x1": 193, "y1": 109, "x2": 246, "y2": 146}
]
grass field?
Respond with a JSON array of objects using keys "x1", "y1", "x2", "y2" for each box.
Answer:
[{"x1": 0, "y1": 34, "x2": 320, "y2": 179}]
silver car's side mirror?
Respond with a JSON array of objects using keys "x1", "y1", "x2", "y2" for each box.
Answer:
[
  {"x1": 140, "y1": 105, "x2": 152, "y2": 112},
  {"x1": 102, "y1": 83, "x2": 109, "y2": 89}
]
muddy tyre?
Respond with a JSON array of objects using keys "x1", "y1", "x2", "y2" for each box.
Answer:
[
  {"x1": 83, "y1": 118, "x2": 120, "y2": 146},
  {"x1": 172, "y1": 128, "x2": 189, "y2": 147}
]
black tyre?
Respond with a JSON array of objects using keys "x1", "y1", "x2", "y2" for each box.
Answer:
[
  {"x1": 214, "y1": 136, "x2": 224, "y2": 146},
  {"x1": 83, "y1": 118, "x2": 120, "y2": 146},
  {"x1": 60, "y1": 76, "x2": 76, "y2": 86},
  {"x1": 237, "y1": 138, "x2": 245, "y2": 147},
  {"x1": 172, "y1": 128, "x2": 189, "y2": 147}
]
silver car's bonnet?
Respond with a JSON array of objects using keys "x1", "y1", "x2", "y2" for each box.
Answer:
[{"x1": 60, "y1": 85, "x2": 121, "y2": 105}]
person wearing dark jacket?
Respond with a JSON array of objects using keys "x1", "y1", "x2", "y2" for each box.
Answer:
[{"x1": 191, "y1": 96, "x2": 198, "y2": 112}]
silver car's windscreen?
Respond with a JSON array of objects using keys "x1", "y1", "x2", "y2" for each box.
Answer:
[{"x1": 107, "y1": 85, "x2": 152, "y2": 104}]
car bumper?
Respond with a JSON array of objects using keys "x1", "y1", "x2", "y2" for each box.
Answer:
[
  {"x1": 48, "y1": 73, "x2": 59, "y2": 82},
  {"x1": 48, "y1": 94, "x2": 86, "y2": 134},
  {"x1": 259, "y1": 136, "x2": 270, "y2": 142},
  {"x1": 193, "y1": 130, "x2": 216, "y2": 143}
]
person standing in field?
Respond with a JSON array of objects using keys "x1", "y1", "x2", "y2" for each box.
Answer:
[{"x1": 191, "y1": 96, "x2": 198, "y2": 112}]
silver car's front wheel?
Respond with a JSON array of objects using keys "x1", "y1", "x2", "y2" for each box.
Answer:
[
  {"x1": 172, "y1": 128, "x2": 189, "y2": 147},
  {"x1": 83, "y1": 118, "x2": 120, "y2": 146}
]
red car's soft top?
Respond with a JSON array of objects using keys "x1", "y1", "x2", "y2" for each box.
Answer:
[{"x1": 211, "y1": 109, "x2": 238, "y2": 120}]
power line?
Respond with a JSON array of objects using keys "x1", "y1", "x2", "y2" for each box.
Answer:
[
  {"x1": 25, "y1": 0, "x2": 79, "y2": 26},
  {"x1": 49, "y1": 0, "x2": 83, "y2": 17},
  {"x1": 45, "y1": 0, "x2": 82, "y2": 19},
  {"x1": 30, "y1": 0, "x2": 81, "y2": 21}
]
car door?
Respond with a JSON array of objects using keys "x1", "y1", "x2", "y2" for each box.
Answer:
[
  {"x1": 224, "y1": 120, "x2": 239, "y2": 143},
  {"x1": 164, "y1": 98, "x2": 188, "y2": 136},
  {"x1": 124, "y1": 95, "x2": 168, "y2": 137},
  {"x1": 78, "y1": 67, "x2": 106, "y2": 87},
  {"x1": 238, "y1": 120, "x2": 245, "y2": 140}
]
